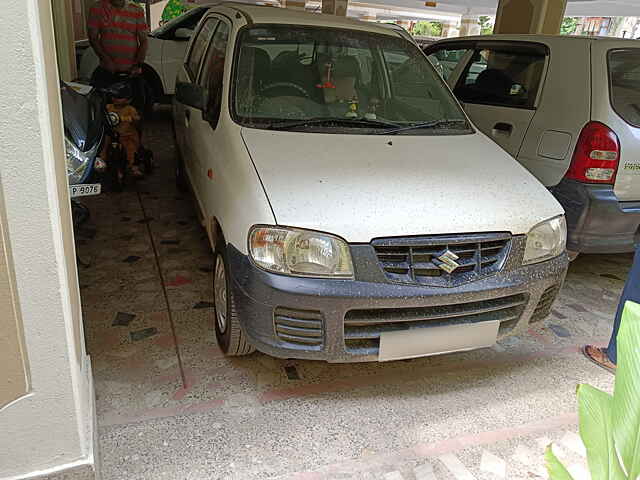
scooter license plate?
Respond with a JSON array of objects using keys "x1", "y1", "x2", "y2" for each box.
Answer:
[{"x1": 70, "y1": 183, "x2": 101, "y2": 198}]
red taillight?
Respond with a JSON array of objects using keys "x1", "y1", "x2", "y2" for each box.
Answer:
[{"x1": 566, "y1": 121, "x2": 620, "y2": 184}]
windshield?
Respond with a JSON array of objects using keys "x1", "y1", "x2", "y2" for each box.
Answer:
[{"x1": 232, "y1": 25, "x2": 471, "y2": 135}]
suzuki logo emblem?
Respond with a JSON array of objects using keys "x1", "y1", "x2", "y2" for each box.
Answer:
[{"x1": 436, "y1": 250, "x2": 461, "y2": 274}]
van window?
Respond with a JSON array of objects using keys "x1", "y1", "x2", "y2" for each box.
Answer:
[
  {"x1": 186, "y1": 18, "x2": 218, "y2": 80},
  {"x1": 199, "y1": 22, "x2": 229, "y2": 126},
  {"x1": 609, "y1": 49, "x2": 640, "y2": 128},
  {"x1": 455, "y1": 47, "x2": 546, "y2": 109},
  {"x1": 233, "y1": 25, "x2": 470, "y2": 135},
  {"x1": 428, "y1": 48, "x2": 471, "y2": 81},
  {"x1": 152, "y1": 6, "x2": 207, "y2": 40}
]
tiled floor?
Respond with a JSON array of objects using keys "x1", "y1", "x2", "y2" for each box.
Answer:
[{"x1": 76, "y1": 107, "x2": 631, "y2": 479}]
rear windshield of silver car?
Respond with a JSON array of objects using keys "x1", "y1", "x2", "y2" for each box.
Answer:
[
  {"x1": 609, "y1": 49, "x2": 640, "y2": 128},
  {"x1": 231, "y1": 25, "x2": 472, "y2": 135}
]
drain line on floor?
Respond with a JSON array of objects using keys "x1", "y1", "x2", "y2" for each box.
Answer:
[{"x1": 135, "y1": 186, "x2": 188, "y2": 389}]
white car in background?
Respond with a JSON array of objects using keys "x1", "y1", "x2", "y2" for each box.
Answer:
[
  {"x1": 78, "y1": 4, "x2": 212, "y2": 100},
  {"x1": 425, "y1": 35, "x2": 640, "y2": 255},
  {"x1": 173, "y1": 4, "x2": 568, "y2": 362}
]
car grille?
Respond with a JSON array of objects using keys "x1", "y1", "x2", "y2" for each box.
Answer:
[
  {"x1": 372, "y1": 233, "x2": 511, "y2": 287},
  {"x1": 274, "y1": 307, "x2": 323, "y2": 348},
  {"x1": 530, "y1": 285, "x2": 561, "y2": 323},
  {"x1": 344, "y1": 294, "x2": 526, "y2": 356}
]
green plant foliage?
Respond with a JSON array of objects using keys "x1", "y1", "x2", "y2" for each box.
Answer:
[
  {"x1": 412, "y1": 21, "x2": 443, "y2": 37},
  {"x1": 561, "y1": 17, "x2": 579, "y2": 35},
  {"x1": 578, "y1": 385, "x2": 625, "y2": 479},
  {"x1": 479, "y1": 16, "x2": 494, "y2": 35},
  {"x1": 612, "y1": 302, "x2": 640, "y2": 478},
  {"x1": 545, "y1": 445, "x2": 574, "y2": 480},
  {"x1": 547, "y1": 301, "x2": 640, "y2": 479}
]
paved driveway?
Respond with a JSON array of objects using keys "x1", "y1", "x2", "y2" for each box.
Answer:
[{"x1": 77, "y1": 107, "x2": 627, "y2": 480}]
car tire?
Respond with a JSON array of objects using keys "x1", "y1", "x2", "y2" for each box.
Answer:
[{"x1": 213, "y1": 244, "x2": 255, "y2": 356}]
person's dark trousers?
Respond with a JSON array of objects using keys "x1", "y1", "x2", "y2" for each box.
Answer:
[
  {"x1": 90, "y1": 66, "x2": 121, "y2": 90},
  {"x1": 607, "y1": 243, "x2": 640, "y2": 364}
]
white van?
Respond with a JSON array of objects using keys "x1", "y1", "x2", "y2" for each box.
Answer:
[
  {"x1": 425, "y1": 35, "x2": 640, "y2": 255},
  {"x1": 173, "y1": 3, "x2": 568, "y2": 362}
]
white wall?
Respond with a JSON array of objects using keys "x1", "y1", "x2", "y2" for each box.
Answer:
[{"x1": 0, "y1": 0, "x2": 97, "y2": 478}]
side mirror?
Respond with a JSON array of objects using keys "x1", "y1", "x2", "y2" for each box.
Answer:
[
  {"x1": 174, "y1": 28, "x2": 193, "y2": 41},
  {"x1": 175, "y1": 82, "x2": 207, "y2": 111}
]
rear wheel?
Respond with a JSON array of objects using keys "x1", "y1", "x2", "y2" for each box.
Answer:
[
  {"x1": 107, "y1": 143, "x2": 126, "y2": 192},
  {"x1": 213, "y1": 245, "x2": 255, "y2": 356}
]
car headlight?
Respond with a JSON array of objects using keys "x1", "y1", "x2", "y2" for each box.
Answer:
[
  {"x1": 65, "y1": 138, "x2": 98, "y2": 185},
  {"x1": 523, "y1": 215, "x2": 567, "y2": 265},
  {"x1": 249, "y1": 226, "x2": 354, "y2": 278}
]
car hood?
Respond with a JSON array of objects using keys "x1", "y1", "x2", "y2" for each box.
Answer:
[{"x1": 241, "y1": 128, "x2": 563, "y2": 243}]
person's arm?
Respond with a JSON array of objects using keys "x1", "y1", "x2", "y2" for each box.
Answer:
[
  {"x1": 128, "y1": 106, "x2": 141, "y2": 123},
  {"x1": 135, "y1": 31, "x2": 149, "y2": 66},
  {"x1": 88, "y1": 30, "x2": 116, "y2": 72},
  {"x1": 87, "y1": 4, "x2": 116, "y2": 72},
  {"x1": 132, "y1": 8, "x2": 149, "y2": 75}
]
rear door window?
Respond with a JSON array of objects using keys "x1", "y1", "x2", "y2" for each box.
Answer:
[
  {"x1": 609, "y1": 49, "x2": 640, "y2": 127},
  {"x1": 186, "y1": 18, "x2": 219, "y2": 80},
  {"x1": 454, "y1": 46, "x2": 546, "y2": 109},
  {"x1": 198, "y1": 22, "x2": 230, "y2": 127}
]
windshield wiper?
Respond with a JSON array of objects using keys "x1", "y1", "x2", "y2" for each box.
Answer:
[
  {"x1": 378, "y1": 119, "x2": 470, "y2": 135},
  {"x1": 266, "y1": 117, "x2": 401, "y2": 131}
]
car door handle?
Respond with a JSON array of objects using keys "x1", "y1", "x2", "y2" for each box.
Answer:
[{"x1": 492, "y1": 122, "x2": 513, "y2": 136}]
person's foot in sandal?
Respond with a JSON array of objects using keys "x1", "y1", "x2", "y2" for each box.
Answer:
[{"x1": 582, "y1": 345, "x2": 617, "y2": 374}]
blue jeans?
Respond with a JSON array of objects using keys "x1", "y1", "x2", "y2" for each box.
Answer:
[{"x1": 607, "y1": 244, "x2": 640, "y2": 365}]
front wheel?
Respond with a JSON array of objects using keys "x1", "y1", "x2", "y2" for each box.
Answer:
[{"x1": 213, "y1": 246, "x2": 255, "y2": 356}]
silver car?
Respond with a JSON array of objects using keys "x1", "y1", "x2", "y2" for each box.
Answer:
[{"x1": 425, "y1": 35, "x2": 640, "y2": 254}]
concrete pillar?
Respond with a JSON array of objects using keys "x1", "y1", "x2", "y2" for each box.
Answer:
[
  {"x1": 322, "y1": 0, "x2": 348, "y2": 16},
  {"x1": 283, "y1": 0, "x2": 306, "y2": 10},
  {"x1": 0, "y1": 0, "x2": 98, "y2": 479},
  {"x1": 460, "y1": 14, "x2": 481, "y2": 36},
  {"x1": 494, "y1": 0, "x2": 568, "y2": 35},
  {"x1": 441, "y1": 19, "x2": 461, "y2": 38},
  {"x1": 52, "y1": 0, "x2": 78, "y2": 81}
]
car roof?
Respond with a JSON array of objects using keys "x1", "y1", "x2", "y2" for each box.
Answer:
[
  {"x1": 432, "y1": 33, "x2": 640, "y2": 46},
  {"x1": 203, "y1": 2, "x2": 400, "y2": 36}
]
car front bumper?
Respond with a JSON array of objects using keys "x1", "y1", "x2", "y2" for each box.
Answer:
[
  {"x1": 226, "y1": 236, "x2": 568, "y2": 363},
  {"x1": 552, "y1": 179, "x2": 640, "y2": 254}
]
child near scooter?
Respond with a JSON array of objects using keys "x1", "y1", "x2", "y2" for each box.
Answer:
[{"x1": 102, "y1": 82, "x2": 144, "y2": 179}]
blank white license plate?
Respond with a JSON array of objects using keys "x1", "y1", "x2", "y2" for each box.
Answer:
[
  {"x1": 378, "y1": 321, "x2": 500, "y2": 362},
  {"x1": 70, "y1": 183, "x2": 101, "y2": 198}
]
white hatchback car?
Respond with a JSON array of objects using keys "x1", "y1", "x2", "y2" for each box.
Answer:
[
  {"x1": 173, "y1": 3, "x2": 568, "y2": 362},
  {"x1": 425, "y1": 35, "x2": 640, "y2": 255}
]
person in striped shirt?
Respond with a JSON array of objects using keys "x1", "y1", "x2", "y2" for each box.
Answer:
[{"x1": 87, "y1": 0, "x2": 149, "y2": 86}]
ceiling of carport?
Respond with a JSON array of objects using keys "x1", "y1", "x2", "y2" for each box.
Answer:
[{"x1": 348, "y1": 0, "x2": 640, "y2": 17}]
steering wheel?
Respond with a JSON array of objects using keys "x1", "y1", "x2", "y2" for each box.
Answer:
[{"x1": 261, "y1": 82, "x2": 310, "y2": 99}]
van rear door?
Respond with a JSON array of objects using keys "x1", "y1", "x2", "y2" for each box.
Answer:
[{"x1": 591, "y1": 43, "x2": 640, "y2": 202}]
